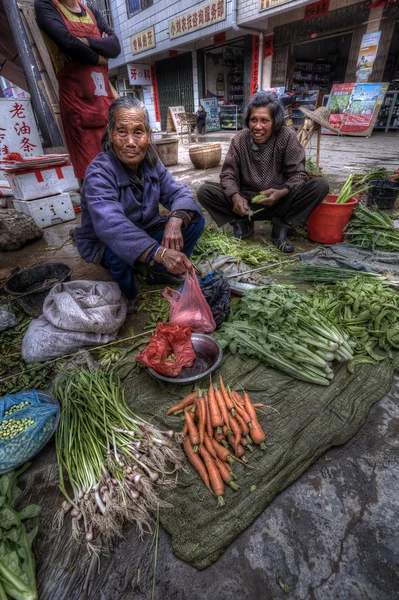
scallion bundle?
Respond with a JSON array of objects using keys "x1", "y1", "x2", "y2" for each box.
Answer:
[{"x1": 54, "y1": 367, "x2": 184, "y2": 550}]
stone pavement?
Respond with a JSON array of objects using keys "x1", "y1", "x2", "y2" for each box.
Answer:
[{"x1": 0, "y1": 130, "x2": 398, "y2": 599}]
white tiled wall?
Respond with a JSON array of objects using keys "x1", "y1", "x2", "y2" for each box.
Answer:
[{"x1": 109, "y1": 0, "x2": 234, "y2": 68}]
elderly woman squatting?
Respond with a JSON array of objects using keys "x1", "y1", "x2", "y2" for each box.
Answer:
[
  {"x1": 75, "y1": 97, "x2": 205, "y2": 310},
  {"x1": 197, "y1": 92, "x2": 329, "y2": 252}
]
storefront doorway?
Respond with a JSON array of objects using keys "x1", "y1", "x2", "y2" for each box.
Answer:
[
  {"x1": 155, "y1": 53, "x2": 194, "y2": 131},
  {"x1": 383, "y1": 21, "x2": 399, "y2": 90},
  {"x1": 291, "y1": 33, "x2": 353, "y2": 94},
  {"x1": 199, "y1": 37, "x2": 247, "y2": 130}
]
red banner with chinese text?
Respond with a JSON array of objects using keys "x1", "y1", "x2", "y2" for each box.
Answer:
[
  {"x1": 214, "y1": 31, "x2": 226, "y2": 46},
  {"x1": 250, "y1": 35, "x2": 260, "y2": 98},
  {"x1": 304, "y1": 0, "x2": 329, "y2": 20},
  {"x1": 151, "y1": 65, "x2": 161, "y2": 123},
  {"x1": 263, "y1": 35, "x2": 274, "y2": 58}
]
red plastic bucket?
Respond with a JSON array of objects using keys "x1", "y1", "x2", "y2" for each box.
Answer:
[{"x1": 307, "y1": 194, "x2": 359, "y2": 244}]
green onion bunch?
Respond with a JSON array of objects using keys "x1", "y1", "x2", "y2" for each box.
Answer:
[
  {"x1": 307, "y1": 276, "x2": 399, "y2": 372},
  {"x1": 345, "y1": 202, "x2": 399, "y2": 252},
  {"x1": 282, "y1": 263, "x2": 384, "y2": 284},
  {"x1": 215, "y1": 286, "x2": 353, "y2": 386},
  {"x1": 54, "y1": 367, "x2": 184, "y2": 550}
]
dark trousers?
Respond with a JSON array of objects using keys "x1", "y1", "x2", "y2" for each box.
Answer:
[
  {"x1": 197, "y1": 119, "x2": 206, "y2": 134},
  {"x1": 196, "y1": 178, "x2": 329, "y2": 228},
  {"x1": 101, "y1": 218, "x2": 205, "y2": 299}
]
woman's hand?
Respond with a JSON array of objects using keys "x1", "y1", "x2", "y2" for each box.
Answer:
[
  {"x1": 156, "y1": 248, "x2": 192, "y2": 275},
  {"x1": 232, "y1": 193, "x2": 249, "y2": 217},
  {"x1": 256, "y1": 188, "x2": 290, "y2": 206},
  {"x1": 162, "y1": 217, "x2": 184, "y2": 251}
]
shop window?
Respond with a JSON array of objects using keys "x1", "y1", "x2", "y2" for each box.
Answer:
[{"x1": 126, "y1": 0, "x2": 153, "y2": 17}]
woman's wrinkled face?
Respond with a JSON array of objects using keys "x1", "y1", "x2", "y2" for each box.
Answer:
[
  {"x1": 110, "y1": 108, "x2": 149, "y2": 171},
  {"x1": 248, "y1": 106, "x2": 274, "y2": 144}
]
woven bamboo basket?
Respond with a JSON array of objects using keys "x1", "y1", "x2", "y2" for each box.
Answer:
[{"x1": 189, "y1": 143, "x2": 222, "y2": 170}]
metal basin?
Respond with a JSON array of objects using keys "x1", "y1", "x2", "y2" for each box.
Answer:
[{"x1": 147, "y1": 334, "x2": 223, "y2": 385}]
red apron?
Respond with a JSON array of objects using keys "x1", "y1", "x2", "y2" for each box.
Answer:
[{"x1": 50, "y1": 0, "x2": 114, "y2": 178}]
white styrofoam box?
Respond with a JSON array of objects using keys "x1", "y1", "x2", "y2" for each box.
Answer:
[
  {"x1": 13, "y1": 192, "x2": 76, "y2": 228},
  {"x1": 6, "y1": 164, "x2": 79, "y2": 200},
  {"x1": 0, "y1": 180, "x2": 12, "y2": 196}
]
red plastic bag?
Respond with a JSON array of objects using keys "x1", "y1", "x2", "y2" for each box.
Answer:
[
  {"x1": 136, "y1": 322, "x2": 196, "y2": 377},
  {"x1": 163, "y1": 270, "x2": 216, "y2": 333}
]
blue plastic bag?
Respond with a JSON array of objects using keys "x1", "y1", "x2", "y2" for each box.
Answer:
[{"x1": 0, "y1": 390, "x2": 59, "y2": 472}]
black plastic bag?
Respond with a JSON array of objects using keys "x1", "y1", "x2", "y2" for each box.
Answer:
[{"x1": 199, "y1": 270, "x2": 231, "y2": 327}]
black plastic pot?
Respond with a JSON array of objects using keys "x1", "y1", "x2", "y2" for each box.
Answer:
[
  {"x1": 367, "y1": 180, "x2": 399, "y2": 210},
  {"x1": 5, "y1": 262, "x2": 72, "y2": 317}
]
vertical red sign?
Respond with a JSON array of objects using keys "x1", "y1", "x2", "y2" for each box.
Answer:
[
  {"x1": 151, "y1": 65, "x2": 161, "y2": 123},
  {"x1": 263, "y1": 35, "x2": 274, "y2": 58},
  {"x1": 250, "y1": 35, "x2": 260, "y2": 98}
]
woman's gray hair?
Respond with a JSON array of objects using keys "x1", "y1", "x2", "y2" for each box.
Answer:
[
  {"x1": 101, "y1": 96, "x2": 159, "y2": 167},
  {"x1": 243, "y1": 92, "x2": 285, "y2": 133}
]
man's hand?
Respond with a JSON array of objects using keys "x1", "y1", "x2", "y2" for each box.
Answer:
[
  {"x1": 156, "y1": 248, "x2": 192, "y2": 275},
  {"x1": 98, "y1": 55, "x2": 109, "y2": 65},
  {"x1": 101, "y1": 32, "x2": 109, "y2": 38},
  {"x1": 162, "y1": 217, "x2": 184, "y2": 251},
  {"x1": 232, "y1": 193, "x2": 249, "y2": 217},
  {"x1": 256, "y1": 188, "x2": 290, "y2": 206},
  {"x1": 78, "y1": 37, "x2": 90, "y2": 47}
]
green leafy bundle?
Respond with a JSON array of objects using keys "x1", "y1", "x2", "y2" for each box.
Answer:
[
  {"x1": 308, "y1": 276, "x2": 399, "y2": 372},
  {"x1": 345, "y1": 202, "x2": 399, "y2": 252},
  {"x1": 191, "y1": 224, "x2": 281, "y2": 268},
  {"x1": 0, "y1": 468, "x2": 40, "y2": 600},
  {"x1": 214, "y1": 286, "x2": 353, "y2": 386}
]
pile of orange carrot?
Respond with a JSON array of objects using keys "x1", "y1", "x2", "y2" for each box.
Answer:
[{"x1": 166, "y1": 376, "x2": 266, "y2": 507}]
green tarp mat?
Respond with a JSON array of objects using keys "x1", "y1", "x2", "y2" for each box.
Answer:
[{"x1": 119, "y1": 350, "x2": 394, "y2": 570}]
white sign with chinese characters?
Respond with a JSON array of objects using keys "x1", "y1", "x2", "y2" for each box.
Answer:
[
  {"x1": 0, "y1": 99, "x2": 43, "y2": 158},
  {"x1": 169, "y1": 0, "x2": 226, "y2": 40},
  {"x1": 131, "y1": 27, "x2": 156, "y2": 56},
  {"x1": 0, "y1": 99, "x2": 43, "y2": 180},
  {"x1": 128, "y1": 63, "x2": 152, "y2": 86}
]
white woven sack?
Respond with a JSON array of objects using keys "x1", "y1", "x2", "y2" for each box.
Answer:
[
  {"x1": 22, "y1": 316, "x2": 117, "y2": 363},
  {"x1": 43, "y1": 280, "x2": 127, "y2": 334}
]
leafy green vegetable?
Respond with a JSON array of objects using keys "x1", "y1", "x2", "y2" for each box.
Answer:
[
  {"x1": 352, "y1": 168, "x2": 393, "y2": 188},
  {"x1": 214, "y1": 286, "x2": 353, "y2": 385},
  {"x1": 0, "y1": 468, "x2": 40, "y2": 600},
  {"x1": 345, "y1": 202, "x2": 399, "y2": 252},
  {"x1": 307, "y1": 276, "x2": 399, "y2": 371}
]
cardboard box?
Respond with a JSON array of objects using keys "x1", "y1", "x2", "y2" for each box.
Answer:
[
  {"x1": 6, "y1": 164, "x2": 78, "y2": 201},
  {"x1": 13, "y1": 193, "x2": 75, "y2": 228}
]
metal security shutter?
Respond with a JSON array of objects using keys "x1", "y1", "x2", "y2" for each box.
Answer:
[{"x1": 155, "y1": 53, "x2": 194, "y2": 130}]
